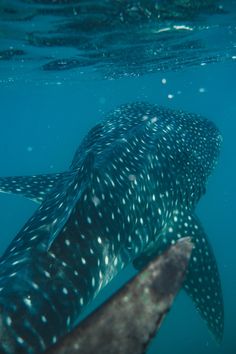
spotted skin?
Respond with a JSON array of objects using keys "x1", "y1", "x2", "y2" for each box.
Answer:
[
  {"x1": 0, "y1": 103, "x2": 223, "y2": 353},
  {"x1": 0, "y1": 173, "x2": 64, "y2": 203}
]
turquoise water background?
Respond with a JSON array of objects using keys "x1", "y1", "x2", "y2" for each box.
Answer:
[{"x1": 0, "y1": 11, "x2": 236, "y2": 352}]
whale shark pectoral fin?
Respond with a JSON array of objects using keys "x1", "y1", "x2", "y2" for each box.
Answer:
[
  {"x1": 39, "y1": 171, "x2": 87, "y2": 251},
  {"x1": 0, "y1": 172, "x2": 68, "y2": 203},
  {"x1": 133, "y1": 214, "x2": 224, "y2": 342},
  {"x1": 180, "y1": 215, "x2": 224, "y2": 342},
  {"x1": 3, "y1": 171, "x2": 87, "y2": 257}
]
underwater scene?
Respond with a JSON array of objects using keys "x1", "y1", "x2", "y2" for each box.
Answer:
[{"x1": 0, "y1": 1, "x2": 235, "y2": 353}]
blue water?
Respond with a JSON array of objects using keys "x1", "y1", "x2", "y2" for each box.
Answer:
[{"x1": 0, "y1": 1, "x2": 236, "y2": 353}]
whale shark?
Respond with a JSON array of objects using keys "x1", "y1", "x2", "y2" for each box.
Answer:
[{"x1": 0, "y1": 102, "x2": 223, "y2": 353}]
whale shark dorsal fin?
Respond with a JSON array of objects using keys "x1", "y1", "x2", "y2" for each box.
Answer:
[
  {"x1": 0, "y1": 172, "x2": 69, "y2": 203},
  {"x1": 133, "y1": 213, "x2": 224, "y2": 342}
]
